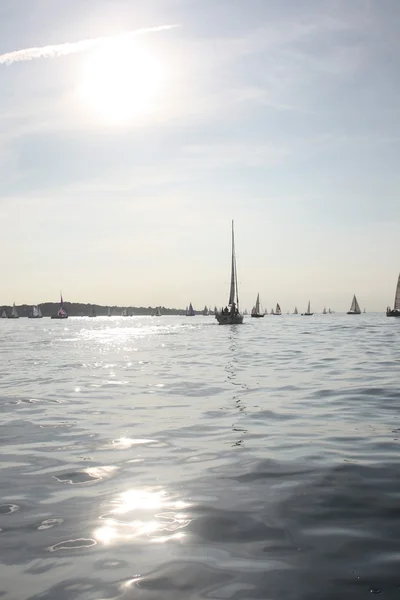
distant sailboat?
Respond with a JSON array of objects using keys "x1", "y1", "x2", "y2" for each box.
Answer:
[
  {"x1": 215, "y1": 221, "x2": 244, "y2": 325},
  {"x1": 29, "y1": 305, "x2": 43, "y2": 319},
  {"x1": 347, "y1": 294, "x2": 361, "y2": 315},
  {"x1": 187, "y1": 303, "x2": 195, "y2": 316},
  {"x1": 322, "y1": 307, "x2": 327, "y2": 315},
  {"x1": 107, "y1": 307, "x2": 112, "y2": 317},
  {"x1": 363, "y1": 308, "x2": 366, "y2": 314},
  {"x1": 122, "y1": 308, "x2": 128, "y2": 316},
  {"x1": 89, "y1": 304, "x2": 96, "y2": 317},
  {"x1": 275, "y1": 303, "x2": 281, "y2": 315},
  {"x1": 202, "y1": 305, "x2": 209, "y2": 316},
  {"x1": 156, "y1": 306, "x2": 161, "y2": 316},
  {"x1": 8, "y1": 303, "x2": 19, "y2": 319},
  {"x1": 271, "y1": 307, "x2": 275, "y2": 315},
  {"x1": 264, "y1": 308, "x2": 268, "y2": 315},
  {"x1": 328, "y1": 308, "x2": 332, "y2": 314},
  {"x1": 293, "y1": 307, "x2": 298, "y2": 315},
  {"x1": 386, "y1": 273, "x2": 400, "y2": 317},
  {"x1": 51, "y1": 293, "x2": 68, "y2": 319},
  {"x1": 1, "y1": 308, "x2": 7, "y2": 318},
  {"x1": 251, "y1": 293, "x2": 264, "y2": 318},
  {"x1": 302, "y1": 301, "x2": 313, "y2": 316}
]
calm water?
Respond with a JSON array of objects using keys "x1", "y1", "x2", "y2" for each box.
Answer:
[{"x1": 0, "y1": 315, "x2": 399, "y2": 600}]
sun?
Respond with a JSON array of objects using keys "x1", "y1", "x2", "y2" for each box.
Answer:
[{"x1": 78, "y1": 35, "x2": 166, "y2": 125}]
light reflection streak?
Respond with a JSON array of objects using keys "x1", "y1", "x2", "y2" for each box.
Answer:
[{"x1": 94, "y1": 488, "x2": 191, "y2": 546}]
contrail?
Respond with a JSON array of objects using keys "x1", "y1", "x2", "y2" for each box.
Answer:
[{"x1": 0, "y1": 24, "x2": 179, "y2": 65}]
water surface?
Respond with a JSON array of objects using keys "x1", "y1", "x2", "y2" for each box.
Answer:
[{"x1": 0, "y1": 315, "x2": 399, "y2": 599}]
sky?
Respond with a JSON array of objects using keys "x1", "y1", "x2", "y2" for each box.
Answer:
[{"x1": 0, "y1": 0, "x2": 399, "y2": 312}]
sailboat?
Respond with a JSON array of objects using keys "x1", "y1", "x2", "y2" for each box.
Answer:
[
  {"x1": 202, "y1": 305, "x2": 209, "y2": 316},
  {"x1": 107, "y1": 307, "x2": 112, "y2": 317},
  {"x1": 301, "y1": 301, "x2": 313, "y2": 316},
  {"x1": 1, "y1": 308, "x2": 7, "y2": 318},
  {"x1": 347, "y1": 294, "x2": 361, "y2": 315},
  {"x1": 275, "y1": 303, "x2": 282, "y2": 315},
  {"x1": 363, "y1": 308, "x2": 366, "y2": 314},
  {"x1": 270, "y1": 307, "x2": 275, "y2": 315},
  {"x1": 215, "y1": 221, "x2": 243, "y2": 325},
  {"x1": 251, "y1": 293, "x2": 264, "y2": 318},
  {"x1": 29, "y1": 305, "x2": 43, "y2": 319},
  {"x1": 8, "y1": 303, "x2": 19, "y2": 319},
  {"x1": 328, "y1": 308, "x2": 332, "y2": 314},
  {"x1": 386, "y1": 273, "x2": 400, "y2": 317},
  {"x1": 156, "y1": 306, "x2": 161, "y2": 316},
  {"x1": 293, "y1": 307, "x2": 298, "y2": 315},
  {"x1": 89, "y1": 304, "x2": 96, "y2": 317},
  {"x1": 51, "y1": 293, "x2": 68, "y2": 319},
  {"x1": 187, "y1": 303, "x2": 195, "y2": 316},
  {"x1": 264, "y1": 308, "x2": 268, "y2": 315},
  {"x1": 322, "y1": 307, "x2": 327, "y2": 315}
]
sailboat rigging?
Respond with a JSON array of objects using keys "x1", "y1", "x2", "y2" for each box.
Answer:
[
  {"x1": 215, "y1": 221, "x2": 243, "y2": 324},
  {"x1": 187, "y1": 303, "x2": 195, "y2": 316},
  {"x1": 347, "y1": 294, "x2": 361, "y2": 315},
  {"x1": 274, "y1": 303, "x2": 281, "y2": 315},
  {"x1": 386, "y1": 273, "x2": 400, "y2": 317},
  {"x1": 251, "y1": 293, "x2": 264, "y2": 318}
]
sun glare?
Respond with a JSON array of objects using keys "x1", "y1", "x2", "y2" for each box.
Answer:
[{"x1": 79, "y1": 35, "x2": 166, "y2": 124}]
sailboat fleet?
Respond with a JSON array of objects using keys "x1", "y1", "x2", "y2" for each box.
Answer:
[{"x1": 1, "y1": 224, "x2": 399, "y2": 321}]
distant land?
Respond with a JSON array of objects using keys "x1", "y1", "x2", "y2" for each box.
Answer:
[{"x1": 0, "y1": 303, "x2": 208, "y2": 317}]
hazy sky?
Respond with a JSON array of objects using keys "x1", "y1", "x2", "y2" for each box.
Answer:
[{"x1": 0, "y1": 0, "x2": 399, "y2": 311}]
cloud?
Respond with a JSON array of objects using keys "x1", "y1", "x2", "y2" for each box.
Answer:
[{"x1": 0, "y1": 24, "x2": 179, "y2": 65}]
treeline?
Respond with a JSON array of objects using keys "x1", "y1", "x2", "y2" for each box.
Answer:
[{"x1": 0, "y1": 303, "x2": 187, "y2": 317}]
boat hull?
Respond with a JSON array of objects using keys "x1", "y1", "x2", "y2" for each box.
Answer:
[
  {"x1": 251, "y1": 314, "x2": 264, "y2": 318},
  {"x1": 347, "y1": 311, "x2": 361, "y2": 315},
  {"x1": 301, "y1": 313, "x2": 313, "y2": 316},
  {"x1": 387, "y1": 310, "x2": 400, "y2": 317},
  {"x1": 28, "y1": 316, "x2": 43, "y2": 319},
  {"x1": 51, "y1": 315, "x2": 68, "y2": 319},
  {"x1": 7, "y1": 316, "x2": 19, "y2": 319},
  {"x1": 215, "y1": 312, "x2": 244, "y2": 325}
]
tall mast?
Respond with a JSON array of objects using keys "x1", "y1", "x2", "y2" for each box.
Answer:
[{"x1": 229, "y1": 220, "x2": 236, "y2": 306}]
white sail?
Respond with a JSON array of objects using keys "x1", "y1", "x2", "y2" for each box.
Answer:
[
  {"x1": 1, "y1": 308, "x2": 7, "y2": 318},
  {"x1": 255, "y1": 293, "x2": 260, "y2": 313},
  {"x1": 11, "y1": 303, "x2": 18, "y2": 318},
  {"x1": 38, "y1": 306, "x2": 42, "y2": 317},
  {"x1": 394, "y1": 273, "x2": 400, "y2": 310},
  {"x1": 307, "y1": 301, "x2": 311, "y2": 314},
  {"x1": 276, "y1": 303, "x2": 281, "y2": 315},
  {"x1": 108, "y1": 307, "x2": 111, "y2": 317},
  {"x1": 350, "y1": 294, "x2": 361, "y2": 313},
  {"x1": 294, "y1": 307, "x2": 298, "y2": 314},
  {"x1": 323, "y1": 307, "x2": 327, "y2": 314}
]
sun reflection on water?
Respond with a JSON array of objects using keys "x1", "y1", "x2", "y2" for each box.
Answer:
[{"x1": 94, "y1": 489, "x2": 190, "y2": 546}]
